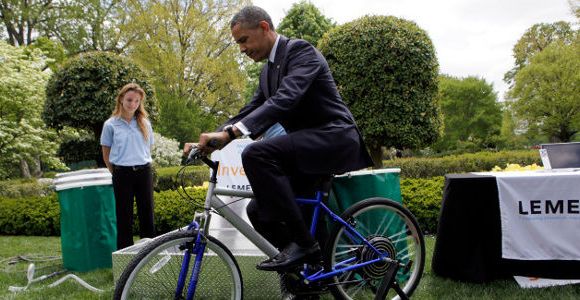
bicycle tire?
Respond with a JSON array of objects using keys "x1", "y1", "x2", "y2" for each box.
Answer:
[
  {"x1": 324, "y1": 197, "x2": 425, "y2": 300},
  {"x1": 113, "y1": 230, "x2": 243, "y2": 300}
]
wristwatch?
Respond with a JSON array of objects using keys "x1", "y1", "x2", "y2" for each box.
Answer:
[{"x1": 224, "y1": 125, "x2": 236, "y2": 141}]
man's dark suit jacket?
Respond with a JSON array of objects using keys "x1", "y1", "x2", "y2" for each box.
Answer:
[{"x1": 225, "y1": 36, "x2": 373, "y2": 174}]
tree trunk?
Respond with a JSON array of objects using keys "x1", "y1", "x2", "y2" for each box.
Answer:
[
  {"x1": 368, "y1": 144, "x2": 383, "y2": 169},
  {"x1": 31, "y1": 157, "x2": 43, "y2": 178},
  {"x1": 20, "y1": 159, "x2": 31, "y2": 178}
]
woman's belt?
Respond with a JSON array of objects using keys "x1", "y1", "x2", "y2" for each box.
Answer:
[{"x1": 112, "y1": 163, "x2": 151, "y2": 171}]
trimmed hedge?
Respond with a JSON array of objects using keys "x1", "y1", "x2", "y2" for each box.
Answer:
[
  {"x1": 0, "y1": 165, "x2": 208, "y2": 198},
  {"x1": 0, "y1": 188, "x2": 204, "y2": 236},
  {"x1": 154, "y1": 166, "x2": 209, "y2": 192},
  {"x1": 0, "y1": 178, "x2": 54, "y2": 198},
  {"x1": 383, "y1": 150, "x2": 540, "y2": 178},
  {"x1": 136, "y1": 188, "x2": 205, "y2": 235},
  {"x1": 0, "y1": 194, "x2": 61, "y2": 236},
  {"x1": 6, "y1": 151, "x2": 538, "y2": 236},
  {"x1": 0, "y1": 177, "x2": 446, "y2": 236},
  {"x1": 401, "y1": 177, "x2": 445, "y2": 234}
]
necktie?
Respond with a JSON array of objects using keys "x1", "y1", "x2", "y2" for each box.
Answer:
[{"x1": 268, "y1": 61, "x2": 276, "y2": 96}]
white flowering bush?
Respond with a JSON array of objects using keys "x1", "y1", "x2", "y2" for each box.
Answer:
[
  {"x1": 151, "y1": 132, "x2": 182, "y2": 167},
  {"x1": 0, "y1": 41, "x2": 66, "y2": 179}
]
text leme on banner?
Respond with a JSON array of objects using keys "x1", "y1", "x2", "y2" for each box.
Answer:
[{"x1": 496, "y1": 170, "x2": 580, "y2": 261}]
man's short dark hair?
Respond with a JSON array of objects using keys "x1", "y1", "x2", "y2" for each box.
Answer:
[{"x1": 230, "y1": 5, "x2": 275, "y2": 31}]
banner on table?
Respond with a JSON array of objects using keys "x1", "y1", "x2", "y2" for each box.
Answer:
[{"x1": 496, "y1": 171, "x2": 580, "y2": 260}]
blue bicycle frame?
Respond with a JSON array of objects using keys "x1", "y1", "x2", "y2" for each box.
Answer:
[
  {"x1": 296, "y1": 191, "x2": 396, "y2": 283},
  {"x1": 172, "y1": 156, "x2": 398, "y2": 300}
]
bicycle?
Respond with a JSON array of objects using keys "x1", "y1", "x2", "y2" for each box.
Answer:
[{"x1": 113, "y1": 146, "x2": 425, "y2": 299}]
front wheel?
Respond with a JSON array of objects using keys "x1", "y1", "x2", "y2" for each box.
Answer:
[
  {"x1": 113, "y1": 230, "x2": 243, "y2": 300},
  {"x1": 325, "y1": 197, "x2": 425, "y2": 300}
]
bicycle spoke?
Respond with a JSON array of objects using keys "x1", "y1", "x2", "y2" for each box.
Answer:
[
  {"x1": 114, "y1": 232, "x2": 242, "y2": 300},
  {"x1": 335, "y1": 244, "x2": 363, "y2": 257},
  {"x1": 345, "y1": 277, "x2": 367, "y2": 298},
  {"x1": 388, "y1": 228, "x2": 409, "y2": 244},
  {"x1": 325, "y1": 198, "x2": 425, "y2": 300}
]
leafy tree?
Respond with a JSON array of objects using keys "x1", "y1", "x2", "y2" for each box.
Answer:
[
  {"x1": 43, "y1": 51, "x2": 158, "y2": 166},
  {"x1": 319, "y1": 16, "x2": 441, "y2": 167},
  {"x1": 508, "y1": 40, "x2": 580, "y2": 142},
  {"x1": 26, "y1": 37, "x2": 67, "y2": 71},
  {"x1": 242, "y1": 61, "x2": 264, "y2": 104},
  {"x1": 0, "y1": 41, "x2": 65, "y2": 178},
  {"x1": 277, "y1": 0, "x2": 335, "y2": 48},
  {"x1": 0, "y1": 0, "x2": 133, "y2": 55},
  {"x1": 433, "y1": 75, "x2": 502, "y2": 152},
  {"x1": 124, "y1": 0, "x2": 248, "y2": 138},
  {"x1": 569, "y1": 0, "x2": 580, "y2": 19},
  {"x1": 0, "y1": 0, "x2": 54, "y2": 46},
  {"x1": 498, "y1": 103, "x2": 527, "y2": 149},
  {"x1": 155, "y1": 89, "x2": 219, "y2": 146},
  {"x1": 504, "y1": 21, "x2": 577, "y2": 86},
  {"x1": 42, "y1": 0, "x2": 136, "y2": 54}
]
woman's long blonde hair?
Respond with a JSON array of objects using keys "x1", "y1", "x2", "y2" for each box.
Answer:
[{"x1": 112, "y1": 83, "x2": 150, "y2": 141}]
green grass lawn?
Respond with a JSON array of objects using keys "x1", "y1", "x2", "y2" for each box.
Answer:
[{"x1": 0, "y1": 235, "x2": 579, "y2": 299}]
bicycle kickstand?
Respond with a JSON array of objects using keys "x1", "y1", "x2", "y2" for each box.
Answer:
[{"x1": 374, "y1": 263, "x2": 409, "y2": 300}]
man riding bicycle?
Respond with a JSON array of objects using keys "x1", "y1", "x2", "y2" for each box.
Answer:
[{"x1": 185, "y1": 5, "x2": 372, "y2": 278}]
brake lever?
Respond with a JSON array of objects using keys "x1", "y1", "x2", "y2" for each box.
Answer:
[
  {"x1": 186, "y1": 139, "x2": 221, "y2": 165},
  {"x1": 186, "y1": 147, "x2": 202, "y2": 164}
]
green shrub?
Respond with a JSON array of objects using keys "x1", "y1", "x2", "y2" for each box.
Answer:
[
  {"x1": 384, "y1": 150, "x2": 540, "y2": 178},
  {"x1": 0, "y1": 188, "x2": 206, "y2": 236},
  {"x1": 319, "y1": 15, "x2": 440, "y2": 166},
  {"x1": 0, "y1": 179, "x2": 54, "y2": 198},
  {"x1": 0, "y1": 193, "x2": 60, "y2": 236},
  {"x1": 154, "y1": 165, "x2": 209, "y2": 192},
  {"x1": 147, "y1": 188, "x2": 205, "y2": 235},
  {"x1": 401, "y1": 177, "x2": 445, "y2": 234},
  {"x1": 58, "y1": 135, "x2": 100, "y2": 165}
]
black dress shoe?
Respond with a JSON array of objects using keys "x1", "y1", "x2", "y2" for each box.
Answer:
[{"x1": 257, "y1": 242, "x2": 321, "y2": 271}]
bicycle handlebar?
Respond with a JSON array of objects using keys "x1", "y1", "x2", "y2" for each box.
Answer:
[{"x1": 185, "y1": 139, "x2": 220, "y2": 170}]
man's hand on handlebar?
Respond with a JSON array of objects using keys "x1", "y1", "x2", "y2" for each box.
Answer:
[
  {"x1": 186, "y1": 131, "x2": 230, "y2": 157},
  {"x1": 182, "y1": 142, "x2": 198, "y2": 157}
]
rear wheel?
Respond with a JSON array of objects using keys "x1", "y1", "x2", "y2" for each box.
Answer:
[
  {"x1": 114, "y1": 230, "x2": 243, "y2": 299},
  {"x1": 324, "y1": 198, "x2": 425, "y2": 299}
]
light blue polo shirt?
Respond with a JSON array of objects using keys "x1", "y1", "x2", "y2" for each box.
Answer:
[{"x1": 100, "y1": 116, "x2": 154, "y2": 166}]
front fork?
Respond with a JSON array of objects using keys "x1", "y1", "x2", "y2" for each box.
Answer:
[{"x1": 174, "y1": 211, "x2": 210, "y2": 300}]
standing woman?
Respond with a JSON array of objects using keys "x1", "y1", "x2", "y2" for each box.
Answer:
[{"x1": 100, "y1": 83, "x2": 155, "y2": 250}]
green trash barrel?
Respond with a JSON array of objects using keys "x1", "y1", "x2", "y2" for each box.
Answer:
[
  {"x1": 329, "y1": 168, "x2": 402, "y2": 212},
  {"x1": 54, "y1": 169, "x2": 117, "y2": 272},
  {"x1": 329, "y1": 168, "x2": 409, "y2": 281}
]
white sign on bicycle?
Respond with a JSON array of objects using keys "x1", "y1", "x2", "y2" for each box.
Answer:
[
  {"x1": 211, "y1": 138, "x2": 253, "y2": 190},
  {"x1": 210, "y1": 138, "x2": 260, "y2": 256}
]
